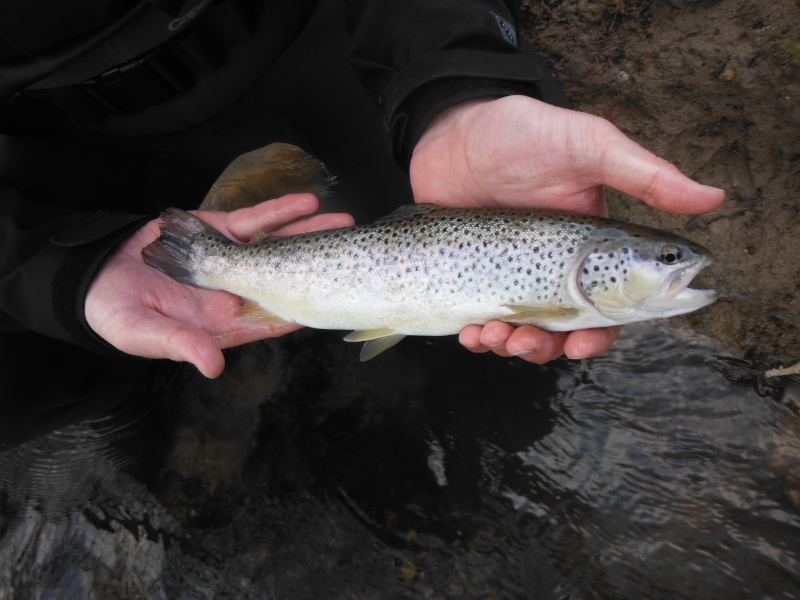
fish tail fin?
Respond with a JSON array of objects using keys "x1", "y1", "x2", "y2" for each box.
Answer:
[{"x1": 142, "y1": 208, "x2": 218, "y2": 285}]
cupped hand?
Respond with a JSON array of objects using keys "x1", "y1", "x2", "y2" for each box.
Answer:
[
  {"x1": 410, "y1": 96, "x2": 726, "y2": 363},
  {"x1": 85, "y1": 194, "x2": 354, "y2": 378}
]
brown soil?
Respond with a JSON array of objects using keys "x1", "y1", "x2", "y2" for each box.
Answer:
[{"x1": 521, "y1": 0, "x2": 800, "y2": 369}]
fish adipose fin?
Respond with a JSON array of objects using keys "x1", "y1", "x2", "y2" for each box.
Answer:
[
  {"x1": 250, "y1": 229, "x2": 272, "y2": 242},
  {"x1": 500, "y1": 304, "x2": 580, "y2": 326},
  {"x1": 142, "y1": 208, "x2": 220, "y2": 285},
  {"x1": 343, "y1": 328, "x2": 407, "y2": 362},
  {"x1": 235, "y1": 301, "x2": 290, "y2": 325}
]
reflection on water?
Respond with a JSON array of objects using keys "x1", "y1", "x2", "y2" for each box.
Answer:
[{"x1": 0, "y1": 322, "x2": 798, "y2": 598}]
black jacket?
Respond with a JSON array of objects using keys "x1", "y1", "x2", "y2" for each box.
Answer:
[{"x1": 0, "y1": 0, "x2": 565, "y2": 353}]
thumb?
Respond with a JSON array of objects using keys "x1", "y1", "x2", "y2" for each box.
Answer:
[
  {"x1": 117, "y1": 315, "x2": 227, "y2": 378},
  {"x1": 169, "y1": 326, "x2": 227, "y2": 379},
  {"x1": 595, "y1": 122, "x2": 726, "y2": 215}
]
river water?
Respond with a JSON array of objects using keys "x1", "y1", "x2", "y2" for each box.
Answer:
[{"x1": 0, "y1": 321, "x2": 798, "y2": 599}]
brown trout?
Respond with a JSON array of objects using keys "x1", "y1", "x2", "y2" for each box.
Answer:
[{"x1": 142, "y1": 204, "x2": 716, "y2": 360}]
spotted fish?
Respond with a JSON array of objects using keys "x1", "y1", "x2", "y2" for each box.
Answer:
[{"x1": 142, "y1": 203, "x2": 716, "y2": 360}]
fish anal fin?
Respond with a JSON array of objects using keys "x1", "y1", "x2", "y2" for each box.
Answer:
[
  {"x1": 235, "y1": 301, "x2": 290, "y2": 324},
  {"x1": 500, "y1": 304, "x2": 580, "y2": 326}
]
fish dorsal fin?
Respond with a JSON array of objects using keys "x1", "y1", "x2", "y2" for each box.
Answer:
[
  {"x1": 373, "y1": 203, "x2": 441, "y2": 224},
  {"x1": 500, "y1": 304, "x2": 580, "y2": 327},
  {"x1": 343, "y1": 328, "x2": 406, "y2": 361},
  {"x1": 199, "y1": 143, "x2": 337, "y2": 212},
  {"x1": 235, "y1": 300, "x2": 290, "y2": 324}
]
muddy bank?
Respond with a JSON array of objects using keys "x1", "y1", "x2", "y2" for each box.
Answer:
[{"x1": 522, "y1": 0, "x2": 800, "y2": 367}]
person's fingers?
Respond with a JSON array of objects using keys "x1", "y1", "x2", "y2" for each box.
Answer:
[
  {"x1": 503, "y1": 326, "x2": 567, "y2": 364},
  {"x1": 590, "y1": 119, "x2": 726, "y2": 215},
  {"x1": 459, "y1": 321, "x2": 568, "y2": 364},
  {"x1": 459, "y1": 325, "x2": 491, "y2": 353},
  {"x1": 272, "y1": 212, "x2": 355, "y2": 236},
  {"x1": 563, "y1": 326, "x2": 622, "y2": 359},
  {"x1": 478, "y1": 321, "x2": 517, "y2": 356},
  {"x1": 222, "y1": 194, "x2": 320, "y2": 241}
]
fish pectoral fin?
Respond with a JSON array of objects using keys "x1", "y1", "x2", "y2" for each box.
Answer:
[
  {"x1": 500, "y1": 304, "x2": 580, "y2": 326},
  {"x1": 343, "y1": 328, "x2": 406, "y2": 361},
  {"x1": 590, "y1": 302, "x2": 637, "y2": 322},
  {"x1": 235, "y1": 301, "x2": 290, "y2": 324}
]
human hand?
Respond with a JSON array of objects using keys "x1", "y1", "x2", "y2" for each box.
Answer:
[
  {"x1": 410, "y1": 96, "x2": 726, "y2": 363},
  {"x1": 85, "y1": 194, "x2": 354, "y2": 378}
]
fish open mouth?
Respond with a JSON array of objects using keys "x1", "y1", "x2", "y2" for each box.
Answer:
[{"x1": 665, "y1": 255, "x2": 718, "y2": 308}]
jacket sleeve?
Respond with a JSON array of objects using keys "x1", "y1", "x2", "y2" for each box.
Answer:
[
  {"x1": 346, "y1": 0, "x2": 569, "y2": 163},
  {"x1": 0, "y1": 180, "x2": 150, "y2": 350}
]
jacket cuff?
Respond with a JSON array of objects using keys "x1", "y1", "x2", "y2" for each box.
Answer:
[{"x1": 50, "y1": 211, "x2": 151, "y2": 353}]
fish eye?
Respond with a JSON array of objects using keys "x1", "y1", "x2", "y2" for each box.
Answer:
[{"x1": 659, "y1": 245, "x2": 683, "y2": 265}]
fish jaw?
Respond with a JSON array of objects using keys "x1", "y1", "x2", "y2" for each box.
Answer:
[
  {"x1": 609, "y1": 255, "x2": 716, "y2": 321},
  {"x1": 658, "y1": 254, "x2": 718, "y2": 313}
]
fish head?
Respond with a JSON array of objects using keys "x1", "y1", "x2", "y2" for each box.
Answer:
[{"x1": 577, "y1": 227, "x2": 717, "y2": 324}]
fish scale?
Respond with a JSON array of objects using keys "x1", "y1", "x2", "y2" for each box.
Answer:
[{"x1": 143, "y1": 204, "x2": 717, "y2": 360}]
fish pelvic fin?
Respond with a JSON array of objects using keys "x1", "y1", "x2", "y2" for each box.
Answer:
[
  {"x1": 142, "y1": 208, "x2": 221, "y2": 285},
  {"x1": 500, "y1": 304, "x2": 580, "y2": 327},
  {"x1": 343, "y1": 328, "x2": 406, "y2": 361},
  {"x1": 199, "y1": 143, "x2": 337, "y2": 212}
]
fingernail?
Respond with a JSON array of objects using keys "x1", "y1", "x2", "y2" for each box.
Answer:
[{"x1": 567, "y1": 342, "x2": 594, "y2": 360}]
